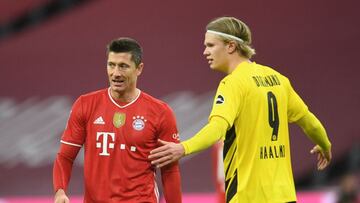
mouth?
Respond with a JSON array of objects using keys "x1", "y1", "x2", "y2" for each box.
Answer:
[
  {"x1": 112, "y1": 79, "x2": 125, "y2": 87},
  {"x1": 207, "y1": 59, "x2": 213, "y2": 65}
]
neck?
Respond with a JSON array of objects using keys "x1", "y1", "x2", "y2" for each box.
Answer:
[
  {"x1": 226, "y1": 56, "x2": 250, "y2": 74},
  {"x1": 110, "y1": 88, "x2": 140, "y2": 103}
]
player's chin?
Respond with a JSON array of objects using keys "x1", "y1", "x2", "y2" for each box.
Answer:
[
  {"x1": 110, "y1": 85, "x2": 125, "y2": 92},
  {"x1": 209, "y1": 65, "x2": 219, "y2": 71}
]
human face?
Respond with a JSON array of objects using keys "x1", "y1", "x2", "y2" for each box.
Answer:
[
  {"x1": 107, "y1": 52, "x2": 143, "y2": 99},
  {"x1": 203, "y1": 32, "x2": 229, "y2": 73}
]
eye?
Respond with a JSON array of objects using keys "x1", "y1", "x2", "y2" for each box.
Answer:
[
  {"x1": 107, "y1": 62, "x2": 115, "y2": 68},
  {"x1": 119, "y1": 63, "x2": 130, "y2": 69},
  {"x1": 205, "y1": 43, "x2": 214, "y2": 48}
]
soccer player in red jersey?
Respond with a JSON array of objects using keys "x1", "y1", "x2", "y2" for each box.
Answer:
[{"x1": 53, "y1": 37, "x2": 182, "y2": 203}]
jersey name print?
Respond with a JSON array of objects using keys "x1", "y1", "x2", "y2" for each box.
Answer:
[{"x1": 209, "y1": 62, "x2": 308, "y2": 202}]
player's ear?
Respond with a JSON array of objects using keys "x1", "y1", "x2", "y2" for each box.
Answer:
[
  {"x1": 136, "y1": 63, "x2": 144, "y2": 76},
  {"x1": 227, "y1": 41, "x2": 237, "y2": 54}
]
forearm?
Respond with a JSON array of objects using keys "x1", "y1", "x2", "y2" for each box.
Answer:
[
  {"x1": 53, "y1": 144, "x2": 80, "y2": 192},
  {"x1": 182, "y1": 116, "x2": 229, "y2": 155},
  {"x1": 296, "y1": 112, "x2": 331, "y2": 151},
  {"x1": 161, "y1": 162, "x2": 182, "y2": 203}
]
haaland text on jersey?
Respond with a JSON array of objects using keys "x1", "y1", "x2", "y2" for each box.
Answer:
[{"x1": 260, "y1": 144, "x2": 285, "y2": 159}]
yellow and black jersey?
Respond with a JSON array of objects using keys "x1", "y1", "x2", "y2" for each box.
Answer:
[{"x1": 209, "y1": 61, "x2": 308, "y2": 203}]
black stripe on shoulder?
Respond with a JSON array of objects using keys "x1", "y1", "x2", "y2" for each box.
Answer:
[
  {"x1": 226, "y1": 170, "x2": 238, "y2": 203},
  {"x1": 223, "y1": 125, "x2": 236, "y2": 159}
]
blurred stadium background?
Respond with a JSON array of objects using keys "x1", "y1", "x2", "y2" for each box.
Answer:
[{"x1": 0, "y1": 0, "x2": 359, "y2": 202}]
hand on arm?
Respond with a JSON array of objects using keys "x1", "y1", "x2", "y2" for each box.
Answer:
[
  {"x1": 149, "y1": 116, "x2": 228, "y2": 168},
  {"x1": 296, "y1": 111, "x2": 332, "y2": 170},
  {"x1": 149, "y1": 140, "x2": 185, "y2": 168}
]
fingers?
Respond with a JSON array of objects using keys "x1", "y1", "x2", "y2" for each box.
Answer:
[
  {"x1": 310, "y1": 145, "x2": 320, "y2": 154},
  {"x1": 149, "y1": 145, "x2": 169, "y2": 156},
  {"x1": 317, "y1": 156, "x2": 329, "y2": 170},
  {"x1": 149, "y1": 139, "x2": 171, "y2": 155},
  {"x1": 316, "y1": 151, "x2": 329, "y2": 170},
  {"x1": 148, "y1": 140, "x2": 184, "y2": 168},
  {"x1": 148, "y1": 150, "x2": 168, "y2": 160},
  {"x1": 310, "y1": 145, "x2": 331, "y2": 170},
  {"x1": 151, "y1": 154, "x2": 172, "y2": 165}
]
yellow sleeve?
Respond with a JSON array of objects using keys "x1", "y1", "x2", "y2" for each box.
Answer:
[
  {"x1": 287, "y1": 79, "x2": 309, "y2": 123},
  {"x1": 181, "y1": 116, "x2": 229, "y2": 155},
  {"x1": 295, "y1": 111, "x2": 332, "y2": 151}
]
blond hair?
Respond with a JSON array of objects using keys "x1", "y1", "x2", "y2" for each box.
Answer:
[{"x1": 206, "y1": 17, "x2": 256, "y2": 59}]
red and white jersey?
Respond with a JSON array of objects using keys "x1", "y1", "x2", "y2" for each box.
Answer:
[{"x1": 61, "y1": 88, "x2": 180, "y2": 202}]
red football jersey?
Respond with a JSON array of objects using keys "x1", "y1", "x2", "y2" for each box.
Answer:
[{"x1": 57, "y1": 88, "x2": 181, "y2": 202}]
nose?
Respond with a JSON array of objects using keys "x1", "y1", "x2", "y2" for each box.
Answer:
[
  {"x1": 112, "y1": 67, "x2": 123, "y2": 77},
  {"x1": 203, "y1": 47, "x2": 209, "y2": 56}
]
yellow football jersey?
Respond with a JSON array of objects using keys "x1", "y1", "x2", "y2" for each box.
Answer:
[{"x1": 209, "y1": 61, "x2": 308, "y2": 203}]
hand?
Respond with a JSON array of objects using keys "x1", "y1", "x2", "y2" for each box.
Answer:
[
  {"x1": 54, "y1": 189, "x2": 69, "y2": 203},
  {"x1": 310, "y1": 145, "x2": 332, "y2": 170},
  {"x1": 149, "y1": 139, "x2": 185, "y2": 168}
]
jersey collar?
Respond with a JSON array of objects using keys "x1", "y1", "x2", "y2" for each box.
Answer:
[{"x1": 107, "y1": 87, "x2": 141, "y2": 108}]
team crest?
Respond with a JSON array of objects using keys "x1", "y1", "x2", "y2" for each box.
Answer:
[
  {"x1": 113, "y1": 112, "x2": 126, "y2": 128},
  {"x1": 132, "y1": 115, "x2": 147, "y2": 131}
]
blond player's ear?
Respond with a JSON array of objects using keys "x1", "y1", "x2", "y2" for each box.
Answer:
[{"x1": 227, "y1": 41, "x2": 237, "y2": 54}]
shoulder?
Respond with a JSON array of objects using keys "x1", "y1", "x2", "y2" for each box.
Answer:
[
  {"x1": 140, "y1": 91, "x2": 173, "y2": 112},
  {"x1": 255, "y1": 62, "x2": 291, "y2": 84},
  {"x1": 72, "y1": 88, "x2": 108, "y2": 109},
  {"x1": 78, "y1": 88, "x2": 107, "y2": 101}
]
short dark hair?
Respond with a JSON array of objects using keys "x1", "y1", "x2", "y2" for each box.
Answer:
[{"x1": 106, "y1": 37, "x2": 143, "y2": 66}]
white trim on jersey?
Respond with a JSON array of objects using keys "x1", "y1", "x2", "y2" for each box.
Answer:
[
  {"x1": 107, "y1": 87, "x2": 141, "y2": 108},
  {"x1": 154, "y1": 172, "x2": 160, "y2": 203},
  {"x1": 60, "y1": 140, "x2": 82, "y2": 147}
]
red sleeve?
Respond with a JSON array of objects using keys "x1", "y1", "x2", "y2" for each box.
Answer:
[
  {"x1": 161, "y1": 162, "x2": 182, "y2": 203},
  {"x1": 61, "y1": 96, "x2": 86, "y2": 145},
  {"x1": 158, "y1": 104, "x2": 180, "y2": 143},
  {"x1": 53, "y1": 144, "x2": 81, "y2": 192},
  {"x1": 158, "y1": 104, "x2": 182, "y2": 203},
  {"x1": 53, "y1": 96, "x2": 86, "y2": 192}
]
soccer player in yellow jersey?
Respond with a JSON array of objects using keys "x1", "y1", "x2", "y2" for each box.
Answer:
[{"x1": 149, "y1": 16, "x2": 332, "y2": 203}]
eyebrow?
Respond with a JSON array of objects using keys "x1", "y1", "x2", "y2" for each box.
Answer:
[{"x1": 204, "y1": 42, "x2": 214, "y2": 46}]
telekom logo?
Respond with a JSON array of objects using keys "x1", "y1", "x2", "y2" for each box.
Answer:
[{"x1": 96, "y1": 132, "x2": 115, "y2": 156}]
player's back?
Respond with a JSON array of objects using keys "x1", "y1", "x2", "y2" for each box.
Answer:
[{"x1": 223, "y1": 62, "x2": 301, "y2": 203}]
